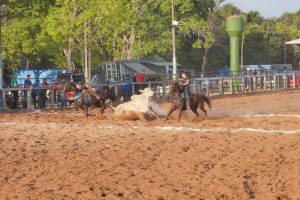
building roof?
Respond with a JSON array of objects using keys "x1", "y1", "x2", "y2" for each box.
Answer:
[
  {"x1": 286, "y1": 39, "x2": 300, "y2": 45},
  {"x1": 122, "y1": 61, "x2": 158, "y2": 75}
]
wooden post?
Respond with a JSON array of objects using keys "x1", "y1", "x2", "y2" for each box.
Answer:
[
  {"x1": 293, "y1": 73, "x2": 296, "y2": 89},
  {"x1": 27, "y1": 90, "x2": 31, "y2": 109},
  {"x1": 253, "y1": 76, "x2": 256, "y2": 92},
  {"x1": 206, "y1": 79, "x2": 209, "y2": 96},
  {"x1": 162, "y1": 81, "x2": 166, "y2": 98},
  {"x1": 241, "y1": 77, "x2": 244, "y2": 93},
  {"x1": 132, "y1": 83, "x2": 135, "y2": 95},
  {"x1": 220, "y1": 78, "x2": 224, "y2": 95},
  {"x1": 273, "y1": 75, "x2": 277, "y2": 91},
  {"x1": 230, "y1": 78, "x2": 234, "y2": 94},
  {"x1": 193, "y1": 80, "x2": 197, "y2": 93},
  {"x1": 263, "y1": 75, "x2": 267, "y2": 91},
  {"x1": 114, "y1": 85, "x2": 118, "y2": 97},
  {"x1": 283, "y1": 74, "x2": 287, "y2": 89}
]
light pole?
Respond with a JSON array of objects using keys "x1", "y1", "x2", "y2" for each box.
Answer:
[
  {"x1": 0, "y1": 4, "x2": 7, "y2": 89},
  {"x1": 171, "y1": 0, "x2": 177, "y2": 80}
]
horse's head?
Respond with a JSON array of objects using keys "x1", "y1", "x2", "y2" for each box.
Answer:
[{"x1": 169, "y1": 81, "x2": 181, "y2": 94}]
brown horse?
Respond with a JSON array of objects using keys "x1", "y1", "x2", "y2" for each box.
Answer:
[{"x1": 164, "y1": 81, "x2": 212, "y2": 121}]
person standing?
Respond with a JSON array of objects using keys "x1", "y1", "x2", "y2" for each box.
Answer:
[
  {"x1": 180, "y1": 72, "x2": 190, "y2": 109},
  {"x1": 40, "y1": 79, "x2": 49, "y2": 108},
  {"x1": 132, "y1": 72, "x2": 138, "y2": 82},
  {"x1": 137, "y1": 70, "x2": 145, "y2": 82},
  {"x1": 23, "y1": 74, "x2": 32, "y2": 109},
  {"x1": 122, "y1": 76, "x2": 132, "y2": 102},
  {"x1": 50, "y1": 79, "x2": 59, "y2": 104},
  {"x1": 3, "y1": 65, "x2": 19, "y2": 109},
  {"x1": 91, "y1": 71, "x2": 102, "y2": 90},
  {"x1": 31, "y1": 79, "x2": 41, "y2": 109}
]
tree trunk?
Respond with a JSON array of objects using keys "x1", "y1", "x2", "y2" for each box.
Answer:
[
  {"x1": 26, "y1": 58, "x2": 29, "y2": 70},
  {"x1": 241, "y1": 32, "x2": 245, "y2": 67},
  {"x1": 201, "y1": 48, "x2": 209, "y2": 77},
  {"x1": 63, "y1": 45, "x2": 75, "y2": 72},
  {"x1": 88, "y1": 49, "x2": 92, "y2": 82},
  {"x1": 100, "y1": 40, "x2": 107, "y2": 62},
  {"x1": 63, "y1": 0, "x2": 77, "y2": 72},
  {"x1": 122, "y1": 32, "x2": 135, "y2": 60}
]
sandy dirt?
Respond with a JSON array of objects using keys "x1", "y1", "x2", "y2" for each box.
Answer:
[{"x1": 0, "y1": 90, "x2": 300, "y2": 199}]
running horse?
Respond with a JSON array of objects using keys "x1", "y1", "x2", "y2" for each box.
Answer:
[
  {"x1": 164, "y1": 81, "x2": 212, "y2": 121},
  {"x1": 77, "y1": 86, "x2": 116, "y2": 118}
]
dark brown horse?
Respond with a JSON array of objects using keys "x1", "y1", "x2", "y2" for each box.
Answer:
[
  {"x1": 78, "y1": 87, "x2": 116, "y2": 118},
  {"x1": 164, "y1": 81, "x2": 212, "y2": 121}
]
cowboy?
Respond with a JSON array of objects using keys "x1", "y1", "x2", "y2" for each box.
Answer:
[{"x1": 180, "y1": 72, "x2": 190, "y2": 109}]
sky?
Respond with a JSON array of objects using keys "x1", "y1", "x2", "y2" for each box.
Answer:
[{"x1": 224, "y1": 0, "x2": 300, "y2": 18}]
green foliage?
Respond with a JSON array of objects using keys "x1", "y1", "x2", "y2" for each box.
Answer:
[{"x1": 1, "y1": 0, "x2": 300, "y2": 73}]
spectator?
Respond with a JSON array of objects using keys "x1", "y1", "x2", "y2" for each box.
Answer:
[
  {"x1": 137, "y1": 70, "x2": 145, "y2": 82},
  {"x1": 50, "y1": 79, "x2": 59, "y2": 103},
  {"x1": 59, "y1": 80, "x2": 67, "y2": 108},
  {"x1": 122, "y1": 76, "x2": 132, "y2": 102},
  {"x1": 132, "y1": 72, "x2": 138, "y2": 82},
  {"x1": 91, "y1": 71, "x2": 102, "y2": 90},
  {"x1": 253, "y1": 69, "x2": 257, "y2": 75},
  {"x1": 4, "y1": 66, "x2": 19, "y2": 108},
  {"x1": 32, "y1": 79, "x2": 41, "y2": 109},
  {"x1": 23, "y1": 74, "x2": 32, "y2": 109},
  {"x1": 40, "y1": 79, "x2": 49, "y2": 108}
]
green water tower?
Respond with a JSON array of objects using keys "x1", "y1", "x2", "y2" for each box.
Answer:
[{"x1": 227, "y1": 16, "x2": 244, "y2": 77}]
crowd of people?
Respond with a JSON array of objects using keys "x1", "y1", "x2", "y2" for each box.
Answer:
[{"x1": 2, "y1": 67, "x2": 191, "y2": 110}]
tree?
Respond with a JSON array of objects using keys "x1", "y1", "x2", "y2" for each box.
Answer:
[{"x1": 179, "y1": 0, "x2": 224, "y2": 76}]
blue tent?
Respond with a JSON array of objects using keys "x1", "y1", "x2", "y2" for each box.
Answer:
[{"x1": 216, "y1": 66, "x2": 231, "y2": 76}]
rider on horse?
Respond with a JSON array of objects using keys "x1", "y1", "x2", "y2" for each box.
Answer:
[{"x1": 180, "y1": 72, "x2": 190, "y2": 109}]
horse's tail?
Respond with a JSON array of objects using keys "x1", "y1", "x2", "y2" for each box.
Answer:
[{"x1": 202, "y1": 95, "x2": 212, "y2": 109}]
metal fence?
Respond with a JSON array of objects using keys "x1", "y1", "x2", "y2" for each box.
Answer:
[{"x1": 0, "y1": 72, "x2": 299, "y2": 111}]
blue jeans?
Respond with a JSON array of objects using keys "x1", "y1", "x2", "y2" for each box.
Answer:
[
  {"x1": 183, "y1": 87, "x2": 190, "y2": 109},
  {"x1": 60, "y1": 94, "x2": 66, "y2": 108}
]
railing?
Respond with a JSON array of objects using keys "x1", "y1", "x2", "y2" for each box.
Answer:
[{"x1": 0, "y1": 72, "x2": 299, "y2": 111}]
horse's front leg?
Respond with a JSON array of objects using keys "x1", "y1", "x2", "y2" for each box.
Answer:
[
  {"x1": 177, "y1": 102, "x2": 185, "y2": 121},
  {"x1": 177, "y1": 108, "x2": 183, "y2": 121},
  {"x1": 164, "y1": 107, "x2": 176, "y2": 121}
]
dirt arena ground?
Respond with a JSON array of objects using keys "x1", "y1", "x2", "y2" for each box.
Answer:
[{"x1": 0, "y1": 90, "x2": 300, "y2": 199}]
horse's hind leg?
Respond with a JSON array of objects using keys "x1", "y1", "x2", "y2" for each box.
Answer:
[
  {"x1": 99, "y1": 100, "x2": 106, "y2": 114},
  {"x1": 177, "y1": 108, "x2": 184, "y2": 121},
  {"x1": 199, "y1": 103, "x2": 208, "y2": 119}
]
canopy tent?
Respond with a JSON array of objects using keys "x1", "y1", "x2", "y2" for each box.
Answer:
[
  {"x1": 286, "y1": 39, "x2": 300, "y2": 45},
  {"x1": 216, "y1": 66, "x2": 231, "y2": 76},
  {"x1": 122, "y1": 62, "x2": 157, "y2": 75}
]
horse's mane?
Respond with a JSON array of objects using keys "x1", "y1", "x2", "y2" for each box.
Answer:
[{"x1": 169, "y1": 80, "x2": 182, "y2": 94}]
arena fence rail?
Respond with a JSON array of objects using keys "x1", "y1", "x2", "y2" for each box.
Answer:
[{"x1": 0, "y1": 72, "x2": 299, "y2": 111}]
